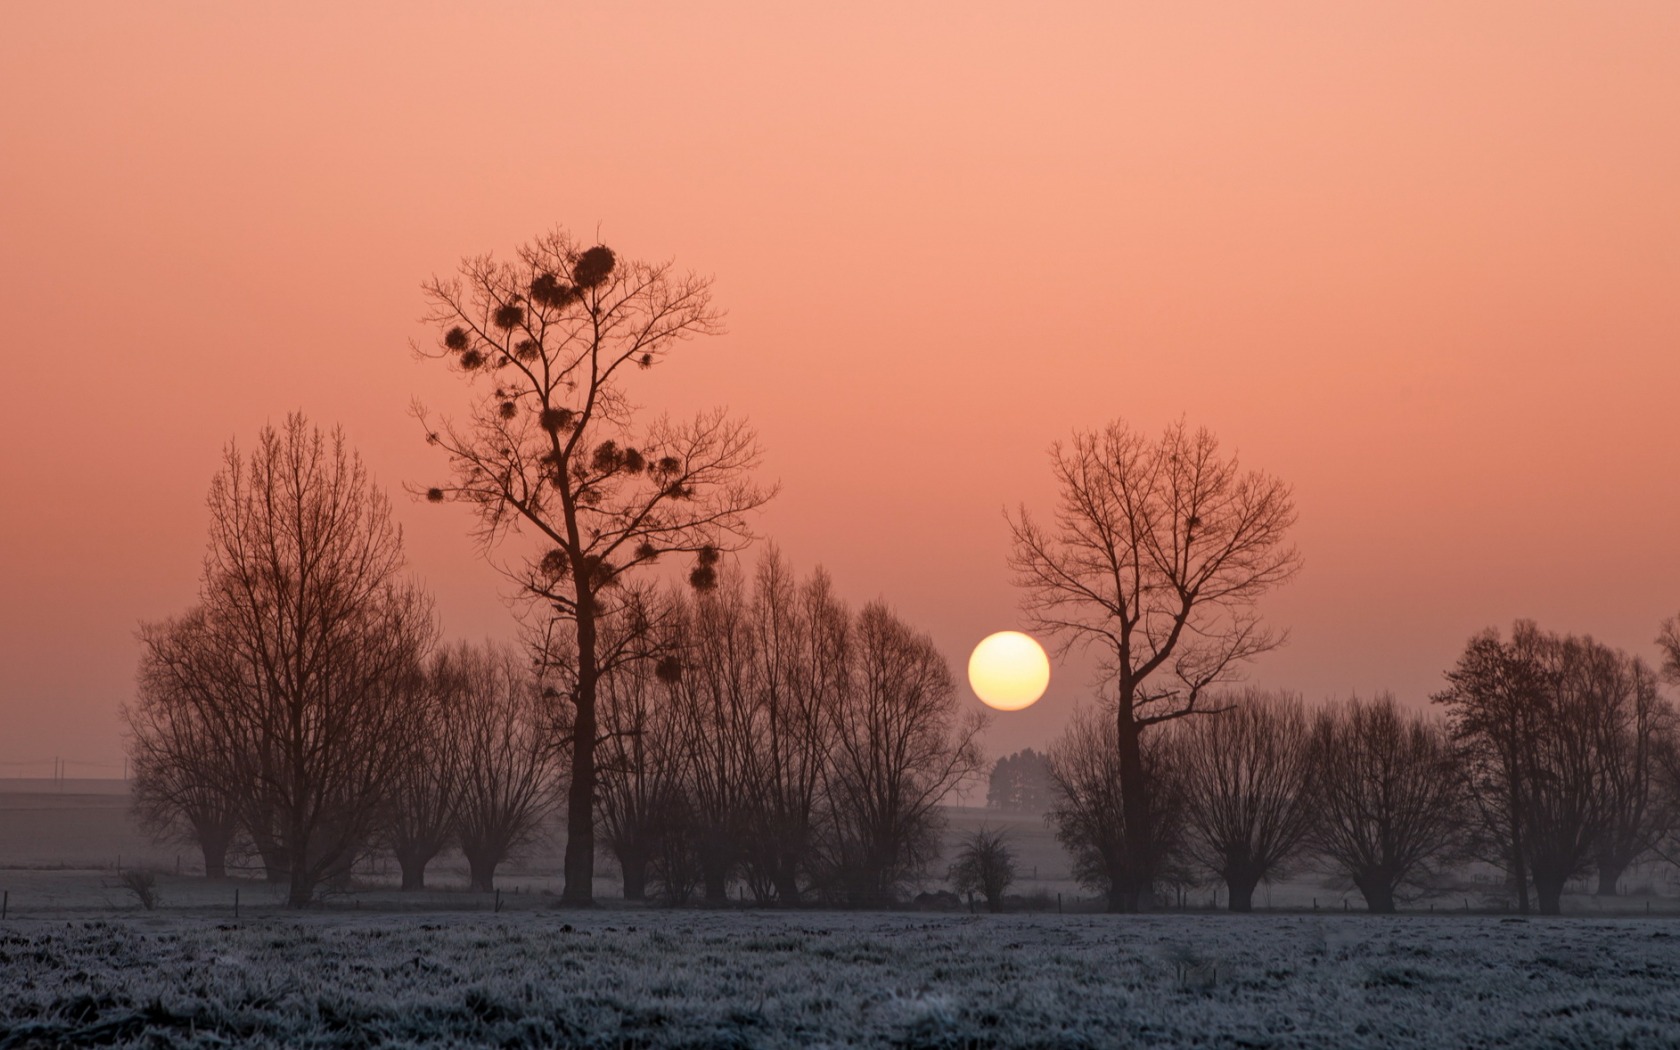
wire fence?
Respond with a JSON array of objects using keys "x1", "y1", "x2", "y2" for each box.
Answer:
[{"x1": 0, "y1": 758, "x2": 130, "y2": 784}]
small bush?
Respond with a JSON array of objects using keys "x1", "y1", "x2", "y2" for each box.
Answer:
[
  {"x1": 948, "y1": 828, "x2": 1015, "y2": 912},
  {"x1": 119, "y1": 869, "x2": 161, "y2": 911}
]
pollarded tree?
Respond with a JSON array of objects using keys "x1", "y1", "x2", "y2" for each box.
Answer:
[
  {"x1": 1437, "y1": 623, "x2": 1672, "y2": 911},
  {"x1": 383, "y1": 652, "x2": 463, "y2": 891},
  {"x1": 1311, "y1": 694, "x2": 1467, "y2": 913},
  {"x1": 818, "y1": 602, "x2": 987, "y2": 906},
  {"x1": 1009, "y1": 419, "x2": 1300, "y2": 911},
  {"x1": 195, "y1": 415, "x2": 436, "y2": 906},
  {"x1": 1174, "y1": 689, "x2": 1318, "y2": 912},
  {"x1": 125, "y1": 607, "x2": 242, "y2": 879},
  {"x1": 417, "y1": 228, "x2": 773, "y2": 905},
  {"x1": 663, "y1": 576, "x2": 757, "y2": 903},
  {"x1": 737, "y1": 554, "x2": 850, "y2": 903},
  {"x1": 1589, "y1": 649, "x2": 1674, "y2": 896},
  {"x1": 444, "y1": 641, "x2": 559, "y2": 893}
]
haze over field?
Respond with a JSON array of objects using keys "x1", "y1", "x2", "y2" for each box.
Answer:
[{"x1": 3, "y1": 2, "x2": 1678, "y2": 774}]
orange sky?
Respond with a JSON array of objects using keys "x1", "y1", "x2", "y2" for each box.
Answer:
[{"x1": 3, "y1": 3, "x2": 1678, "y2": 776}]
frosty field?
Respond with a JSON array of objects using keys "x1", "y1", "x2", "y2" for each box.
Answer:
[
  {"x1": 4, "y1": 911, "x2": 1680, "y2": 1048},
  {"x1": 6, "y1": 783, "x2": 1680, "y2": 1046}
]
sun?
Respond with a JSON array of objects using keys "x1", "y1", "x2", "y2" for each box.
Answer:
[{"x1": 967, "y1": 631, "x2": 1051, "y2": 711}]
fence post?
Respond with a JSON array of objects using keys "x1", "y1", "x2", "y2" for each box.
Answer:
[
  {"x1": 234, "y1": 887, "x2": 240, "y2": 921},
  {"x1": 2, "y1": 890, "x2": 8, "y2": 920},
  {"x1": 1057, "y1": 893, "x2": 1062, "y2": 914}
]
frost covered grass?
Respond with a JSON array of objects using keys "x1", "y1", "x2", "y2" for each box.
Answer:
[{"x1": 3, "y1": 911, "x2": 1680, "y2": 1048}]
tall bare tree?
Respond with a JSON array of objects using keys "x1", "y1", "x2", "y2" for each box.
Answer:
[
  {"x1": 417, "y1": 228, "x2": 773, "y2": 904},
  {"x1": 445, "y1": 641, "x2": 559, "y2": 893},
  {"x1": 1009, "y1": 419, "x2": 1300, "y2": 910},
  {"x1": 1173, "y1": 689, "x2": 1317, "y2": 912},
  {"x1": 1311, "y1": 695, "x2": 1466, "y2": 913}
]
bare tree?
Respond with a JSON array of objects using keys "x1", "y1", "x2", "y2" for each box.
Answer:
[
  {"x1": 1660, "y1": 616, "x2": 1680, "y2": 685},
  {"x1": 1174, "y1": 689, "x2": 1317, "y2": 912},
  {"x1": 1434, "y1": 627, "x2": 1545, "y2": 912},
  {"x1": 948, "y1": 828, "x2": 1016, "y2": 912},
  {"x1": 382, "y1": 654, "x2": 462, "y2": 891},
  {"x1": 1009, "y1": 419, "x2": 1300, "y2": 910},
  {"x1": 594, "y1": 597, "x2": 690, "y2": 901},
  {"x1": 417, "y1": 228, "x2": 773, "y2": 905},
  {"x1": 1590, "y1": 653, "x2": 1674, "y2": 895},
  {"x1": 817, "y1": 602, "x2": 986, "y2": 906},
  {"x1": 1311, "y1": 695, "x2": 1466, "y2": 913},
  {"x1": 1046, "y1": 704, "x2": 1187, "y2": 910},
  {"x1": 125, "y1": 608, "x2": 241, "y2": 879},
  {"x1": 738, "y1": 556, "x2": 849, "y2": 903},
  {"x1": 1437, "y1": 623, "x2": 1671, "y2": 911},
  {"x1": 141, "y1": 416, "x2": 435, "y2": 907},
  {"x1": 663, "y1": 578, "x2": 756, "y2": 903},
  {"x1": 445, "y1": 641, "x2": 558, "y2": 893}
]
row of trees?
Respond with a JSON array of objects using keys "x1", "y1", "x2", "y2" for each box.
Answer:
[
  {"x1": 128, "y1": 224, "x2": 1680, "y2": 919},
  {"x1": 587, "y1": 554, "x2": 985, "y2": 906},
  {"x1": 124, "y1": 418, "x2": 561, "y2": 905},
  {"x1": 1047, "y1": 620, "x2": 1680, "y2": 915},
  {"x1": 127, "y1": 417, "x2": 984, "y2": 906}
]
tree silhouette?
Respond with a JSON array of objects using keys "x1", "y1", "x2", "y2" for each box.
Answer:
[
  {"x1": 1009, "y1": 419, "x2": 1300, "y2": 910},
  {"x1": 1311, "y1": 695, "x2": 1467, "y2": 913},
  {"x1": 1173, "y1": 689, "x2": 1317, "y2": 912},
  {"x1": 131, "y1": 416, "x2": 436, "y2": 906},
  {"x1": 986, "y1": 749, "x2": 1056, "y2": 813},
  {"x1": 417, "y1": 229, "x2": 773, "y2": 904}
]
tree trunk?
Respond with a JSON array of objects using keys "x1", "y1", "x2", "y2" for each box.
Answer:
[
  {"x1": 700, "y1": 833, "x2": 731, "y2": 904},
  {"x1": 201, "y1": 842, "x2": 228, "y2": 880},
  {"x1": 561, "y1": 594, "x2": 598, "y2": 906},
  {"x1": 1508, "y1": 788, "x2": 1530, "y2": 914},
  {"x1": 396, "y1": 847, "x2": 434, "y2": 891},
  {"x1": 466, "y1": 850, "x2": 498, "y2": 894},
  {"x1": 1594, "y1": 854, "x2": 1627, "y2": 897},
  {"x1": 287, "y1": 869, "x2": 314, "y2": 908},
  {"x1": 1534, "y1": 875, "x2": 1565, "y2": 915},
  {"x1": 773, "y1": 856, "x2": 801, "y2": 905},
  {"x1": 251, "y1": 830, "x2": 290, "y2": 884},
  {"x1": 1354, "y1": 873, "x2": 1396, "y2": 913},
  {"x1": 619, "y1": 850, "x2": 649, "y2": 901},
  {"x1": 1112, "y1": 703, "x2": 1151, "y2": 914},
  {"x1": 1226, "y1": 870, "x2": 1261, "y2": 913}
]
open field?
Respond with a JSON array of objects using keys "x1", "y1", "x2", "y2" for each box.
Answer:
[
  {"x1": 7, "y1": 783, "x2": 1680, "y2": 1045},
  {"x1": 5, "y1": 911, "x2": 1680, "y2": 1047},
  {"x1": 5, "y1": 781, "x2": 1680, "y2": 916}
]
